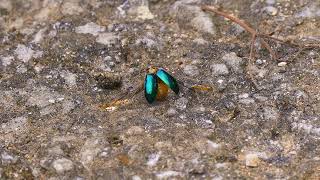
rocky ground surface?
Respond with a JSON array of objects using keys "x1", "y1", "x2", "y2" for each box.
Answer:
[{"x1": 0, "y1": 0, "x2": 320, "y2": 179}]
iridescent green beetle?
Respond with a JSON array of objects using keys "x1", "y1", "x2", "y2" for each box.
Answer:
[{"x1": 144, "y1": 67, "x2": 179, "y2": 104}]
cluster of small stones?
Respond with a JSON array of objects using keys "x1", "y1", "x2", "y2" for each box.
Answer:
[{"x1": 0, "y1": 0, "x2": 319, "y2": 179}]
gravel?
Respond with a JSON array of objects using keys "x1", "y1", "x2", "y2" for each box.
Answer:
[
  {"x1": 222, "y1": 52, "x2": 244, "y2": 73},
  {"x1": 211, "y1": 64, "x2": 229, "y2": 76},
  {"x1": 75, "y1": 22, "x2": 106, "y2": 36},
  {"x1": 0, "y1": 0, "x2": 319, "y2": 179},
  {"x1": 183, "y1": 65, "x2": 199, "y2": 76},
  {"x1": 52, "y1": 158, "x2": 74, "y2": 174}
]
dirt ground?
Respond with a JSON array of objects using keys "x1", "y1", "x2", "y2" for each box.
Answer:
[{"x1": 0, "y1": 0, "x2": 319, "y2": 179}]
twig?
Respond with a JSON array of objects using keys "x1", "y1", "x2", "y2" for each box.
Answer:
[
  {"x1": 258, "y1": 34, "x2": 320, "y2": 62},
  {"x1": 258, "y1": 34, "x2": 320, "y2": 48},
  {"x1": 249, "y1": 34, "x2": 256, "y2": 60},
  {"x1": 247, "y1": 34, "x2": 259, "y2": 89},
  {"x1": 291, "y1": 47, "x2": 311, "y2": 62},
  {"x1": 201, "y1": 6, "x2": 255, "y2": 34},
  {"x1": 201, "y1": 5, "x2": 277, "y2": 60},
  {"x1": 201, "y1": 5, "x2": 278, "y2": 89},
  {"x1": 201, "y1": 5, "x2": 320, "y2": 90},
  {"x1": 260, "y1": 39, "x2": 277, "y2": 60}
]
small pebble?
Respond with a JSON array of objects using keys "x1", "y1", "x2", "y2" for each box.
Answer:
[
  {"x1": 239, "y1": 93, "x2": 249, "y2": 99},
  {"x1": 14, "y1": 44, "x2": 34, "y2": 63},
  {"x1": 184, "y1": 65, "x2": 199, "y2": 76},
  {"x1": 239, "y1": 98, "x2": 255, "y2": 105},
  {"x1": 132, "y1": 175, "x2": 142, "y2": 180},
  {"x1": 0, "y1": 56, "x2": 14, "y2": 66},
  {"x1": 52, "y1": 158, "x2": 74, "y2": 174},
  {"x1": 263, "y1": 6, "x2": 278, "y2": 16},
  {"x1": 99, "y1": 147, "x2": 111, "y2": 157},
  {"x1": 192, "y1": 38, "x2": 209, "y2": 45},
  {"x1": 231, "y1": 23, "x2": 245, "y2": 35},
  {"x1": 207, "y1": 140, "x2": 221, "y2": 152},
  {"x1": 266, "y1": 0, "x2": 276, "y2": 5},
  {"x1": 1, "y1": 151, "x2": 18, "y2": 164},
  {"x1": 146, "y1": 152, "x2": 161, "y2": 167},
  {"x1": 216, "y1": 78, "x2": 228, "y2": 91},
  {"x1": 175, "y1": 97, "x2": 188, "y2": 110},
  {"x1": 256, "y1": 59, "x2": 264, "y2": 65},
  {"x1": 75, "y1": 22, "x2": 105, "y2": 36},
  {"x1": 167, "y1": 108, "x2": 177, "y2": 117},
  {"x1": 211, "y1": 64, "x2": 229, "y2": 76},
  {"x1": 278, "y1": 62, "x2": 287, "y2": 67},
  {"x1": 47, "y1": 145, "x2": 64, "y2": 155},
  {"x1": 96, "y1": 33, "x2": 119, "y2": 46},
  {"x1": 222, "y1": 52, "x2": 244, "y2": 73},
  {"x1": 156, "y1": 171, "x2": 182, "y2": 179},
  {"x1": 48, "y1": 99, "x2": 56, "y2": 103},
  {"x1": 126, "y1": 126, "x2": 144, "y2": 135},
  {"x1": 245, "y1": 153, "x2": 260, "y2": 167}
]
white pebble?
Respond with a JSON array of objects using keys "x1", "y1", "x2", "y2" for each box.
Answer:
[
  {"x1": 75, "y1": 22, "x2": 105, "y2": 36},
  {"x1": 156, "y1": 171, "x2": 182, "y2": 179},
  {"x1": 146, "y1": 152, "x2": 161, "y2": 167},
  {"x1": 278, "y1": 62, "x2": 287, "y2": 67},
  {"x1": 14, "y1": 44, "x2": 34, "y2": 63},
  {"x1": 52, "y1": 158, "x2": 74, "y2": 174},
  {"x1": 96, "y1": 33, "x2": 119, "y2": 46},
  {"x1": 184, "y1": 65, "x2": 199, "y2": 76},
  {"x1": 211, "y1": 64, "x2": 229, "y2": 76},
  {"x1": 263, "y1": 6, "x2": 278, "y2": 16},
  {"x1": 245, "y1": 153, "x2": 260, "y2": 167}
]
